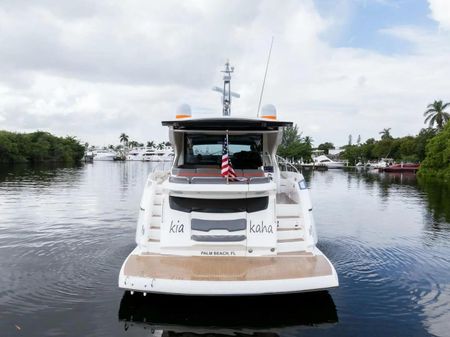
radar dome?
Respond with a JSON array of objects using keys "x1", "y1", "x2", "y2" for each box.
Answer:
[
  {"x1": 260, "y1": 104, "x2": 277, "y2": 120},
  {"x1": 176, "y1": 104, "x2": 192, "y2": 119}
]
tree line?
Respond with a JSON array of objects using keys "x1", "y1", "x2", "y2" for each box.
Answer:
[
  {"x1": 0, "y1": 100, "x2": 447, "y2": 172},
  {"x1": 118, "y1": 133, "x2": 170, "y2": 150},
  {"x1": 277, "y1": 99, "x2": 450, "y2": 182},
  {"x1": 83, "y1": 133, "x2": 171, "y2": 152},
  {"x1": 0, "y1": 131, "x2": 84, "y2": 164},
  {"x1": 339, "y1": 127, "x2": 437, "y2": 165},
  {"x1": 340, "y1": 100, "x2": 449, "y2": 167}
]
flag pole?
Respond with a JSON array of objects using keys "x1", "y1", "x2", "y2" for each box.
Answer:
[{"x1": 226, "y1": 130, "x2": 229, "y2": 184}]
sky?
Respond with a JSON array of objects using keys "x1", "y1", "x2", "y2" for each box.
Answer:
[{"x1": 0, "y1": 0, "x2": 449, "y2": 147}]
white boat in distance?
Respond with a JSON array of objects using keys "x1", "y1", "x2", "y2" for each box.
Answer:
[
  {"x1": 314, "y1": 155, "x2": 346, "y2": 169},
  {"x1": 141, "y1": 149, "x2": 153, "y2": 161},
  {"x1": 127, "y1": 148, "x2": 145, "y2": 161},
  {"x1": 142, "y1": 148, "x2": 174, "y2": 162},
  {"x1": 369, "y1": 158, "x2": 394, "y2": 169},
  {"x1": 118, "y1": 62, "x2": 338, "y2": 295},
  {"x1": 93, "y1": 149, "x2": 116, "y2": 161},
  {"x1": 126, "y1": 147, "x2": 174, "y2": 162}
]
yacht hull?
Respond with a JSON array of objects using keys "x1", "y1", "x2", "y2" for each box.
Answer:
[
  {"x1": 118, "y1": 248, "x2": 338, "y2": 295},
  {"x1": 94, "y1": 156, "x2": 115, "y2": 161},
  {"x1": 324, "y1": 163, "x2": 345, "y2": 169}
]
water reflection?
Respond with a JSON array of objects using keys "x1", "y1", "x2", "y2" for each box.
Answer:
[
  {"x1": 1, "y1": 163, "x2": 449, "y2": 336},
  {"x1": 0, "y1": 163, "x2": 84, "y2": 185},
  {"x1": 418, "y1": 179, "x2": 450, "y2": 224},
  {"x1": 354, "y1": 171, "x2": 419, "y2": 200},
  {"x1": 118, "y1": 291, "x2": 338, "y2": 335}
]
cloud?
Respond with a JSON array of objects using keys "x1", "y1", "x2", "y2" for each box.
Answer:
[
  {"x1": 0, "y1": 1, "x2": 224, "y2": 87},
  {"x1": 0, "y1": 0, "x2": 449, "y2": 146},
  {"x1": 428, "y1": 0, "x2": 450, "y2": 30}
]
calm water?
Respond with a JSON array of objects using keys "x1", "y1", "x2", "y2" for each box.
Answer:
[{"x1": 1, "y1": 163, "x2": 449, "y2": 337}]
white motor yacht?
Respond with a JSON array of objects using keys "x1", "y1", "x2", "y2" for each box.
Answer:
[
  {"x1": 93, "y1": 149, "x2": 116, "y2": 161},
  {"x1": 369, "y1": 158, "x2": 394, "y2": 169},
  {"x1": 127, "y1": 148, "x2": 145, "y2": 161},
  {"x1": 142, "y1": 149, "x2": 155, "y2": 162},
  {"x1": 118, "y1": 62, "x2": 338, "y2": 295},
  {"x1": 148, "y1": 148, "x2": 174, "y2": 162},
  {"x1": 313, "y1": 155, "x2": 346, "y2": 169}
]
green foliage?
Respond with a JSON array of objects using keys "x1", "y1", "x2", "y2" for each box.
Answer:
[
  {"x1": 318, "y1": 142, "x2": 335, "y2": 155},
  {"x1": 281, "y1": 124, "x2": 301, "y2": 147},
  {"x1": 0, "y1": 130, "x2": 84, "y2": 164},
  {"x1": 340, "y1": 128, "x2": 437, "y2": 165},
  {"x1": 277, "y1": 125, "x2": 313, "y2": 161},
  {"x1": 415, "y1": 128, "x2": 438, "y2": 161},
  {"x1": 340, "y1": 144, "x2": 362, "y2": 166},
  {"x1": 360, "y1": 138, "x2": 375, "y2": 159},
  {"x1": 372, "y1": 138, "x2": 394, "y2": 158},
  {"x1": 419, "y1": 123, "x2": 450, "y2": 182}
]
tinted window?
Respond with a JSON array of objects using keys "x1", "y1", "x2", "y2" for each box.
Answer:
[
  {"x1": 184, "y1": 134, "x2": 262, "y2": 167},
  {"x1": 169, "y1": 196, "x2": 268, "y2": 213}
]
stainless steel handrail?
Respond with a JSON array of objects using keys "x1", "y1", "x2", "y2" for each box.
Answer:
[
  {"x1": 275, "y1": 155, "x2": 300, "y2": 173},
  {"x1": 152, "y1": 160, "x2": 173, "y2": 173}
]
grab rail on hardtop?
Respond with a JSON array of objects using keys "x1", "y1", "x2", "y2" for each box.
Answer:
[{"x1": 276, "y1": 155, "x2": 300, "y2": 173}]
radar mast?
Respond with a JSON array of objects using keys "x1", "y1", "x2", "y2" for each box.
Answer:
[{"x1": 212, "y1": 60, "x2": 240, "y2": 116}]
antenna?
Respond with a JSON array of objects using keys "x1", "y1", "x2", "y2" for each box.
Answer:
[
  {"x1": 213, "y1": 60, "x2": 240, "y2": 116},
  {"x1": 257, "y1": 36, "x2": 274, "y2": 117},
  {"x1": 212, "y1": 86, "x2": 240, "y2": 98}
]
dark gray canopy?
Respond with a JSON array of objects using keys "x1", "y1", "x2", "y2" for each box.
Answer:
[{"x1": 162, "y1": 117, "x2": 292, "y2": 130}]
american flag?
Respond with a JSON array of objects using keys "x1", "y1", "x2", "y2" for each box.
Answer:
[{"x1": 221, "y1": 136, "x2": 237, "y2": 180}]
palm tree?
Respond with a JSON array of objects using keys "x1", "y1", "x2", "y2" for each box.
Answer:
[
  {"x1": 424, "y1": 100, "x2": 450, "y2": 130},
  {"x1": 119, "y1": 133, "x2": 129, "y2": 146},
  {"x1": 303, "y1": 136, "x2": 313, "y2": 147},
  {"x1": 128, "y1": 140, "x2": 139, "y2": 148},
  {"x1": 157, "y1": 142, "x2": 165, "y2": 150},
  {"x1": 147, "y1": 141, "x2": 155, "y2": 149},
  {"x1": 379, "y1": 128, "x2": 392, "y2": 140}
]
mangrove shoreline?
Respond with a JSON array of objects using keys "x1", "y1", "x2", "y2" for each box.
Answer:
[{"x1": 0, "y1": 130, "x2": 84, "y2": 165}]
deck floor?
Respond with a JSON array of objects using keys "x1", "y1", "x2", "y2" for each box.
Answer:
[
  {"x1": 123, "y1": 254, "x2": 332, "y2": 281},
  {"x1": 276, "y1": 193, "x2": 297, "y2": 204}
]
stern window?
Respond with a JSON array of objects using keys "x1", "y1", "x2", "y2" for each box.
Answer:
[{"x1": 184, "y1": 134, "x2": 262, "y2": 169}]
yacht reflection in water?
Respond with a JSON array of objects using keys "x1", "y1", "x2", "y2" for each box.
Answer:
[{"x1": 118, "y1": 291, "x2": 338, "y2": 335}]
